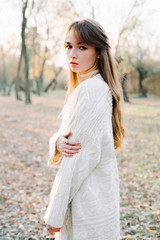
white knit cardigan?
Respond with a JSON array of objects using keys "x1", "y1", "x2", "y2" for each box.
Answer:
[{"x1": 44, "y1": 73, "x2": 120, "y2": 240}]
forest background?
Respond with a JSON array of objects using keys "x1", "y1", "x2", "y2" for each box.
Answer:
[
  {"x1": 0, "y1": 0, "x2": 160, "y2": 102},
  {"x1": 0, "y1": 0, "x2": 160, "y2": 239}
]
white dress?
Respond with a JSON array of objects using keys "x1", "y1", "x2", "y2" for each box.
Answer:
[{"x1": 44, "y1": 73, "x2": 120, "y2": 240}]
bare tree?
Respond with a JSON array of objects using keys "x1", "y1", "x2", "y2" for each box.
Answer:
[
  {"x1": 15, "y1": 46, "x2": 23, "y2": 100},
  {"x1": 22, "y1": 0, "x2": 30, "y2": 103},
  {"x1": 15, "y1": 0, "x2": 35, "y2": 104},
  {"x1": 129, "y1": 49, "x2": 160, "y2": 97},
  {"x1": 0, "y1": 46, "x2": 7, "y2": 95},
  {"x1": 44, "y1": 67, "x2": 62, "y2": 93},
  {"x1": 115, "y1": 0, "x2": 147, "y2": 102},
  {"x1": 37, "y1": 23, "x2": 51, "y2": 95}
]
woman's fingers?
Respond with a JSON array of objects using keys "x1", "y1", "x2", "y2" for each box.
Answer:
[
  {"x1": 62, "y1": 152, "x2": 74, "y2": 157},
  {"x1": 63, "y1": 149, "x2": 79, "y2": 155},
  {"x1": 62, "y1": 144, "x2": 81, "y2": 155},
  {"x1": 63, "y1": 147, "x2": 79, "y2": 154},
  {"x1": 46, "y1": 224, "x2": 61, "y2": 235},
  {"x1": 57, "y1": 136, "x2": 82, "y2": 157},
  {"x1": 64, "y1": 144, "x2": 81, "y2": 150},
  {"x1": 67, "y1": 140, "x2": 81, "y2": 146},
  {"x1": 53, "y1": 228, "x2": 61, "y2": 232},
  {"x1": 47, "y1": 229, "x2": 55, "y2": 235}
]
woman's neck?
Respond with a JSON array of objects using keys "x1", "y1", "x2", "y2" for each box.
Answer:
[{"x1": 77, "y1": 68, "x2": 100, "y2": 83}]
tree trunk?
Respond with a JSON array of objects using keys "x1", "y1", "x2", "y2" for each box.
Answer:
[
  {"x1": 44, "y1": 67, "x2": 62, "y2": 93},
  {"x1": 44, "y1": 78, "x2": 57, "y2": 93},
  {"x1": 121, "y1": 73, "x2": 130, "y2": 102},
  {"x1": 38, "y1": 54, "x2": 46, "y2": 95},
  {"x1": 35, "y1": 77, "x2": 41, "y2": 95},
  {"x1": 22, "y1": 0, "x2": 31, "y2": 104},
  {"x1": 15, "y1": 50, "x2": 23, "y2": 100},
  {"x1": 37, "y1": 27, "x2": 49, "y2": 95},
  {"x1": 8, "y1": 79, "x2": 15, "y2": 96},
  {"x1": 1, "y1": 46, "x2": 7, "y2": 96},
  {"x1": 139, "y1": 72, "x2": 147, "y2": 98}
]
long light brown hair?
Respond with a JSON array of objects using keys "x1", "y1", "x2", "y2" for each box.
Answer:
[{"x1": 63, "y1": 18, "x2": 125, "y2": 149}]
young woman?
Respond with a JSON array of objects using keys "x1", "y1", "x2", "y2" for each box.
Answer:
[{"x1": 44, "y1": 18, "x2": 125, "y2": 240}]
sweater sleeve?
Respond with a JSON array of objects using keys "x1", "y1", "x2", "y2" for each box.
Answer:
[
  {"x1": 47, "y1": 129, "x2": 63, "y2": 168},
  {"x1": 44, "y1": 80, "x2": 112, "y2": 228},
  {"x1": 47, "y1": 86, "x2": 81, "y2": 169}
]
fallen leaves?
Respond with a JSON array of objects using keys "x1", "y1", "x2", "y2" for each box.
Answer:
[
  {"x1": 33, "y1": 198, "x2": 40, "y2": 203},
  {"x1": 145, "y1": 227, "x2": 157, "y2": 233},
  {"x1": 117, "y1": 96, "x2": 160, "y2": 239},
  {"x1": 0, "y1": 93, "x2": 160, "y2": 239}
]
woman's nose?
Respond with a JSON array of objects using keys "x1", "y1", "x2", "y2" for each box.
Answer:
[{"x1": 69, "y1": 48, "x2": 77, "y2": 58}]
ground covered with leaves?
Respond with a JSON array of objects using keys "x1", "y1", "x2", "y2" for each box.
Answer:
[{"x1": 0, "y1": 91, "x2": 160, "y2": 240}]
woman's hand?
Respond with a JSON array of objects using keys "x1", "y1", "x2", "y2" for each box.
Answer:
[
  {"x1": 46, "y1": 224, "x2": 61, "y2": 235},
  {"x1": 56, "y1": 131, "x2": 81, "y2": 157}
]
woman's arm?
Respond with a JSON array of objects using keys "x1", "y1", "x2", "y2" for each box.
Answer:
[
  {"x1": 48, "y1": 128, "x2": 82, "y2": 168},
  {"x1": 47, "y1": 87, "x2": 82, "y2": 168},
  {"x1": 44, "y1": 80, "x2": 112, "y2": 228}
]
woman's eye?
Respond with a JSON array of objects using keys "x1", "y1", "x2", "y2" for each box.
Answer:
[
  {"x1": 66, "y1": 45, "x2": 71, "y2": 49},
  {"x1": 80, "y1": 46, "x2": 87, "y2": 50}
]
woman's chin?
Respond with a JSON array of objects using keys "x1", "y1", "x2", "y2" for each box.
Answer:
[{"x1": 71, "y1": 68, "x2": 79, "y2": 73}]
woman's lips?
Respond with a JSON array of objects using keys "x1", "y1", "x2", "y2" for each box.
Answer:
[{"x1": 70, "y1": 62, "x2": 78, "y2": 66}]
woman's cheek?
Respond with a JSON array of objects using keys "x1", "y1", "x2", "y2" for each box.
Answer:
[
  {"x1": 66, "y1": 51, "x2": 69, "y2": 59},
  {"x1": 81, "y1": 53, "x2": 89, "y2": 62}
]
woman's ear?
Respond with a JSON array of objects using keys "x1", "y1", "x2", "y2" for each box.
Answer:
[{"x1": 96, "y1": 49, "x2": 100, "y2": 59}]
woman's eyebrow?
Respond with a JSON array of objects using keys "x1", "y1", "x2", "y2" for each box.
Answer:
[{"x1": 65, "y1": 41, "x2": 85, "y2": 45}]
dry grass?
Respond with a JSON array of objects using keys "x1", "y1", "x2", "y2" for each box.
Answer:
[{"x1": 0, "y1": 91, "x2": 159, "y2": 239}]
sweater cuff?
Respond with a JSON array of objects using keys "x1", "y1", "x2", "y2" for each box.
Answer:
[
  {"x1": 43, "y1": 211, "x2": 62, "y2": 228},
  {"x1": 48, "y1": 131, "x2": 63, "y2": 168}
]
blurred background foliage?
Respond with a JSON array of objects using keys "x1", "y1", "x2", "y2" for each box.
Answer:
[{"x1": 0, "y1": 0, "x2": 159, "y2": 104}]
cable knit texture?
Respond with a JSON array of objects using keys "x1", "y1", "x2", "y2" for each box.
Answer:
[{"x1": 44, "y1": 73, "x2": 120, "y2": 240}]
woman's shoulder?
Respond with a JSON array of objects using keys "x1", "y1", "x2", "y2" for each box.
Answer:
[
  {"x1": 77, "y1": 74, "x2": 111, "y2": 105},
  {"x1": 81, "y1": 73, "x2": 108, "y2": 88},
  {"x1": 80, "y1": 73, "x2": 110, "y2": 95}
]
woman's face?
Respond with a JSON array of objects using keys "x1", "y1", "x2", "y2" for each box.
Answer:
[{"x1": 65, "y1": 29, "x2": 98, "y2": 74}]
